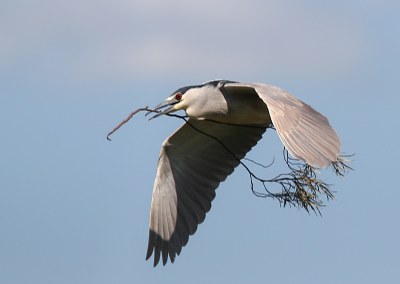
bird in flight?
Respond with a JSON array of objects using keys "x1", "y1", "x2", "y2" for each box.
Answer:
[{"x1": 108, "y1": 80, "x2": 350, "y2": 266}]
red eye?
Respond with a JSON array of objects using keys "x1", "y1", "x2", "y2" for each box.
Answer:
[{"x1": 175, "y1": 93, "x2": 182, "y2": 101}]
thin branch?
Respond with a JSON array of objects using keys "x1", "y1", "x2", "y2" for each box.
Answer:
[
  {"x1": 178, "y1": 116, "x2": 352, "y2": 214},
  {"x1": 243, "y1": 157, "x2": 275, "y2": 169},
  {"x1": 106, "y1": 107, "x2": 189, "y2": 141},
  {"x1": 108, "y1": 105, "x2": 352, "y2": 214},
  {"x1": 107, "y1": 107, "x2": 150, "y2": 140}
]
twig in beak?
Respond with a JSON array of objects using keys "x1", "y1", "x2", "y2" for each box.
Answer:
[
  {"x1": 106, "y1": 106, "x2": 187, "y2": 141},
  {"x1": 107, "y1": 107, "x2": 155, "y2": 141}
]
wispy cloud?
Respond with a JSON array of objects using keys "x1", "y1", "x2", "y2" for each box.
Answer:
[{"x1": 1, "y1": 0, "x2": 374, "y2": 84}]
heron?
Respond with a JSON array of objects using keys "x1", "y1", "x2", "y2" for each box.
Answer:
[{"x1": 110, "y1": 80, "x2": 348, "y2": 266}]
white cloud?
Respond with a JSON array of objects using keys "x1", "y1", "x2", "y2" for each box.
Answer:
[{"x1": 1, "y1": 0, "x2": 378, "y2": 84}]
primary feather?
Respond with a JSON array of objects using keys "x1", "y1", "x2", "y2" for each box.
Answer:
[{"x1": 145, "y1": 81, "x2": 341, "y2": 266}]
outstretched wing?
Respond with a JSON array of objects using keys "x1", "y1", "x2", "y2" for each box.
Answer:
[
  {"x1": 146, "y1": 119, "x2": 266, "y2": 266},
  {"x1": 224, "y1": 83, "x2": 340, "y2": 168}
]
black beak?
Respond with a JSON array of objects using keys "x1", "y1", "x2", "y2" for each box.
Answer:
[{"x1": 146, "y1": 98, "x2": 179, "y2": 120}]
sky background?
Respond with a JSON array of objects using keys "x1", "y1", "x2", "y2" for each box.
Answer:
[{"x1": 1, "y1": 0, "x2": 399, "y2": 283}]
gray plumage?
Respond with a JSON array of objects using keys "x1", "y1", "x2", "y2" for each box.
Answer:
[{"x1": 145, "y1": 80, "x2": 341, "y2": 266}]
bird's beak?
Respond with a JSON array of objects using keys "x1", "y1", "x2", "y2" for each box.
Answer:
[{"x1": 147, "y1": 97, "x2": 180, "y2": 120}]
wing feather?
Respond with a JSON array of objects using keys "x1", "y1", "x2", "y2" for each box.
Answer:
[
  {"x1": 146, "y1": 119, "x2": 266, "y2": 266},
  {"x1": 147, "y1": 81, "x2": 341, "y2": 266},
  {"x1": 224, "y1": 83, "x2": 340, "y2": 168}
]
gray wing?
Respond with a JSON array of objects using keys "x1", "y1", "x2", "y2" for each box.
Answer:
[
  {"x1": 146, "y1": 119, "x2": 266, "y2": 266},
  {"x1": 224, "y1": 83, "x2": 340, "y2": 168}
]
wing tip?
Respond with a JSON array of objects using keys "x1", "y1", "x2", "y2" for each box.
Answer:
[{"x1": 146, "y1": 229, "x2": 180, "y2": 267}]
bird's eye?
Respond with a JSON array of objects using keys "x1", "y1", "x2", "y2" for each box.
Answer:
[{"x1": 175, "y1": 93, "x2": 182, "y2": 101}]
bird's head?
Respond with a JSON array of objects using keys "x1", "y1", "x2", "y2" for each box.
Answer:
[
  {"x1": 150, "y1": 92, "x2": 185, "y2": 118},
  {"x1": 149, "y1": 80, "x2": 234, "y2": 120},
  {"x1": 148, "y1": 84, "x2": 201, "y2": 119}
]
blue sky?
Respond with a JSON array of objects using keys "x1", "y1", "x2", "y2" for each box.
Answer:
[{"x1": 1, "y1": 1, "x2": 399, "y2": 283}]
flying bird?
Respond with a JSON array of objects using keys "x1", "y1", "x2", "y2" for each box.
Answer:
[{"x1": 122, "y1": 80, "x2": 345, "y2": 266}]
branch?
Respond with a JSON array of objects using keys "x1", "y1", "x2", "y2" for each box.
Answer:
[{"x1": 107, "y1": 105, "x2": 352, "y2": 214}]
